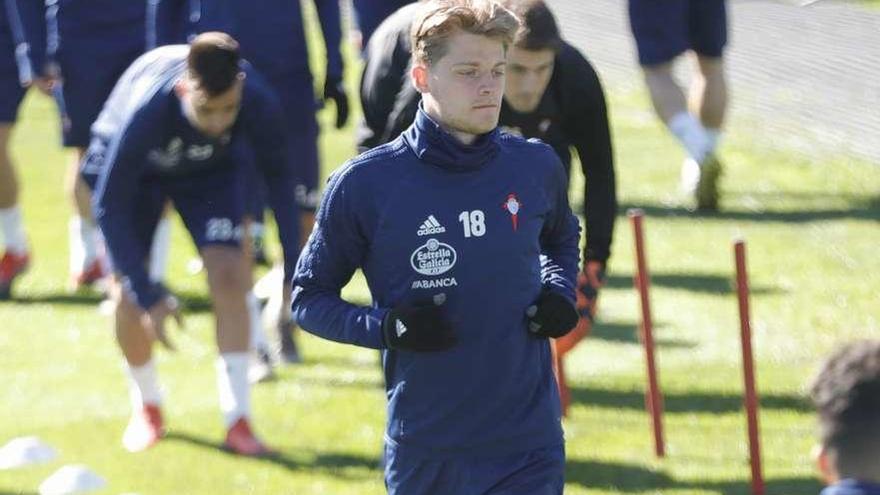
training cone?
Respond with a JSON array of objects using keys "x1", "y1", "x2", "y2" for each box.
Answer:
[
  {"x1": 0, "y1": 436, "x2": 58, "y2": 469},
  {"x1": 38, "y1": 464, "x2": 107, "y2": 495}
]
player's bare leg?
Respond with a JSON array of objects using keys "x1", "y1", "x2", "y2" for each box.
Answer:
[
  {"x1": 688, "y1": 54, "x2": 727, "y2": 209},
  {"x1": 643, "y1": 59, "x2": 718, "y2": 209},
  {"x1": 202, "y1": 245, "x2": 273, "y2": 456},
  {"x1": 240, "y1": 216, "x2": 275, "y2": 384},
  {"x1": 114, "y1": 281, "x2": 165, "y2": 453},
  {"x1": 67, "y1": 147, "x2": 105, "y2": 288},
  {"x1": 0, "y1": 124, "x2": 30, "y2": 299}
]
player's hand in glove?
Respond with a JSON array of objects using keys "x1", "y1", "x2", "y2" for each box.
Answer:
[
  {"x1": 578, "y1": 260, "x2": 606, "y2": 322},
  {"x1": 382, "y1": 294, "x2": 456, "y2": 352},
  {"x1": 526, "y1": 290, "x2": 579, "y2": 339},
  {"x1": 323, "y1": 75, "x2": 349, "y2": 129}
]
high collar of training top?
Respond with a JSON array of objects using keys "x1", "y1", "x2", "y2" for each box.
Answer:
[{"x1": 403, "y1": 103, "x2": 500, "y2": 172}]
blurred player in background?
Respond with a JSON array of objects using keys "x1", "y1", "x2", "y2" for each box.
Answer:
[
  {"x1": 43, "y1": 0, "x2": 151, "y2": 289},
  {"x1": 86, "y1": 32, "x2": 301, "y2": 456},
  {"x1": 350, "y1": 0, "x2": 413, "y2": 53},
  {"x1": 151, "y1": 0, "x2": 349, "y2": 365},
  {"x1": 0, "y1": 0, "x2": 46, "y2": 299},
  {"x1": 628, "y1": 0, "x2": 728, "y2": 210}
]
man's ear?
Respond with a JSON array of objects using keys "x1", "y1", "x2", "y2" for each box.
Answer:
[
  {"x1": 411, "y1": 63, "x2": 429, "y2": 94},
  {"x1": 814, "y1": 444, "x2": 839, "y2": 485},
  {"x1": 174, "y1": 79, "x2": 187, "y2": 99}
]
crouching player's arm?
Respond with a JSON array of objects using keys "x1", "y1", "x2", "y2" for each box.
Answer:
[
  {"x1": 526, "y1": 149, "x2": 581, "y2": 339},
  {"x1": 290, "y1": 168, "x2": 454, "y2": 352},
  {"x1": 93, "y1": 114, "x2": 182, "y2": 348}
]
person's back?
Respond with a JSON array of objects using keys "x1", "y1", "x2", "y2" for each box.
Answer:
[
  {"x1": 811, "y1": 340, "x2": 880, "y2": 494},
  {"x1": 89, "y1": 46, "x2": 187, "y2": 145}
]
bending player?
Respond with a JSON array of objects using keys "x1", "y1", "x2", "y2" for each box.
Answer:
[{"x1": 87, "y1": 33, "x2": 300, "y2": 456}]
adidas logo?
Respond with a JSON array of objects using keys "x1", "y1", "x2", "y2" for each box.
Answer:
[
  {"x1": 395, "y1": 320, "x2": 408, "y2": 337},
  {"x1": 417, "y1": 215, "x2": 446, "y2": 236}
]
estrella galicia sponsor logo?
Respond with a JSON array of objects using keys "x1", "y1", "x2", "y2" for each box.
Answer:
[
  {"x1": 186, "y1": 144, "x2": 214, "y2": 161},
  {"x1": 411, "y1": 277, "x2": 458, "y2": 289},
  {"x1": 410, "y1": 238, "x2": 456, "y2": 276},
  {"x1": 149, "y1": 137, "x2": 183, "y2": 169},
  {"x1": 417, "y1": 215, "x2": 446, "y2": 236}
]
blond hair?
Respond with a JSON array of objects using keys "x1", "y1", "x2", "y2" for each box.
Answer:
[{"x1": 411, "y1": 0, "x2": 520, "y2": 66}]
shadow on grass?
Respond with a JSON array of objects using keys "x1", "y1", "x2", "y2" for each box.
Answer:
[
  {"x1": 164, "y1": 431, "x2": 379, "y2": 478},
  {"x1": 566, "y1": 458, "x2": 822, "y2": 493},
  {"x1": 604, "y1": 273, "x2": 780, "y2": 295},
  {"x1": 590, "y1": 321, "x2": 697, "y2": 349},
  {"x1": 172, "y1": 291, "x2": 214, "y2": 314},
  {"x1": 618, "y1": 196, "x2": 879, "y2": 223},
  {"x1": 2, "y1": 289, "x2": 215, "y2": 316},
  {"x1": 0, "y1": 490, "x2": 38, "y2": 495},
  {"x1": 569, "y1": 385, "x2": 811, "y2": 414},
  {"x1": 3, "y1": 291, "x2": 105, "y2": 306}
]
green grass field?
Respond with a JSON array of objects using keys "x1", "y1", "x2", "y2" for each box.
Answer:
[{"x1": 2, "y1": 23, "x2": 879, "y2": 495}]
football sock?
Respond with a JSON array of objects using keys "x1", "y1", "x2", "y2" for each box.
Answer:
[
  {"x1": 69, "y1": 216, "x2": 98, "y2": 272},
  {"x1": 126, "y1": 359, "x2": 162, "y2": 408},
  {"x1": 0, "y1": 206, "x2": 27, "y2": 254},
  {"x1": 216, "y1": 352, "x2": 251, "y2": 428},
  {"x1": 668, "y1": 111, "x2": 710, "y2": 163}
]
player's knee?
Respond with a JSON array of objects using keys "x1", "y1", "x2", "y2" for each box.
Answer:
[{"x1": 204, "y1": 250, "x2": 249, "y2": 299}]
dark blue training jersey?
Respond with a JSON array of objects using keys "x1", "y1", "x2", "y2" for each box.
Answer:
[
  {"x1": 150, "y1": 0, "x2": 343, "y2": 82},
  {"x1": 92, "y1": 45, "x2": 299, "y2": 310},
  {"x1": 0, "y1": 0, "x2": 46, "y2": 82},
  {"x1": 351, "y1": 0, "x2": 412, "y2": 50},
  {"x1": 46, "y1": 0, "x2": 146, "y2": 52},
  {"x1": 292, "y1": 107, "x2": 580, "y2": 460}
]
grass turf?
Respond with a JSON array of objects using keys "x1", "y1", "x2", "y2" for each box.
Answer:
[{"x1": 2, "y1": 19, "x2": 878, "y2": 495}]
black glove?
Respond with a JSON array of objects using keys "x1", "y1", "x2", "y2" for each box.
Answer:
[
  {"x1": 382, "y1": 295, "x2": 456, "y2": 352},
  {"x1": 578, "y1": 261, "x2": 607, "y2": 322},
  {"x1": 323, "y1": 75, "x2": 349, "y2": 129},
  {"x1": 526, "y1": 290, "x2": 579, "y2": 339}
]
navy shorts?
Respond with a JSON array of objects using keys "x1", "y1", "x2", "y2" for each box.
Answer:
[
  {"x1": 119, "y1": 169, "x2": 245, "y2": 257},
  {"x1": 384, "y1": 444, "x2": 565, "y2": 495},
  {"x1": 55, "y1": 39, "x2": 142, "y2": 147},
  {"x1": 82, "y1": 139, "x2": 244, "y2": 251},
  {"x1": 629, "y1": 0, "x2": 728, "y2": 66},
  {"x1": 0, "y1": 70, "x2": 26, "y2": 123},
  {"x1": 271, "y1": 74, "x2": 321, "y2": 212}
]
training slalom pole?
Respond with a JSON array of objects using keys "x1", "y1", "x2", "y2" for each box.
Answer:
[
  {"x1": 628, "y1": 209, "x2": 665, "y2": 458},
  {"x1": 734, "y1": 240, "x2": 765, "y2": 495}
]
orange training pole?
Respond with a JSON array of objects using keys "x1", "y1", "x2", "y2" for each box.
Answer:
[
  {"x1": 734, "y1": 240, "x2": 765, "y2": 495},
  {"x1": 628, "y1": 209, "x2": 665, "y2": 458}
]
